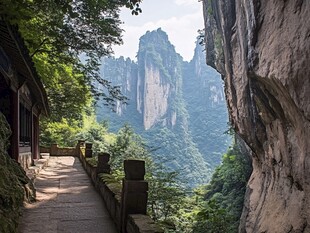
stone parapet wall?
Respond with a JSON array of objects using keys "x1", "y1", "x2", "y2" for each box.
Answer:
[
  {"x1": 39, "y1": 147, "x2": 50, "y2": 154},
  {"x1": 127, "y1": 215, "x2": 163, "y2": 233},
  {"x1": 43, "y1": 144, "x2": 76, "y2": 156},
  {"x1": 43, "y1": 142, "x2": 163, "y2": 233},
  {"x1": 78, "y1": 149, "x2": 163, "y2": 233}
]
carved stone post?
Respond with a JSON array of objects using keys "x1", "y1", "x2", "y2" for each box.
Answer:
[
  {"x1": 121, "y1": 160, "x2": 148, "y2": 233},
  {"x1": 97, "y1": 152, "x2": 111, "y2": 174},
  {"x1": 50, "y1": 143, "x2": 58, "y2": 156},
  {"x1": 76, "y1": 140, "x2": 85, "y2": 157},
  {"x1": 85, "y1": 143, "x2": 93, "y2": 158}
]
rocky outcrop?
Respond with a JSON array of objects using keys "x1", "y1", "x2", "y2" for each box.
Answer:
[{"x1": 203, "y1": 0, "x2": 310, "y2": 232}]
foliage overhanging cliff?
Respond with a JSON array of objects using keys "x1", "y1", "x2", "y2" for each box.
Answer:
[
  {"x1": 97, "y1": 29, "x2": 231, "y2": 187},
  {"x1": 203, "y1": 0, "x2": 310, "y2": 232}
]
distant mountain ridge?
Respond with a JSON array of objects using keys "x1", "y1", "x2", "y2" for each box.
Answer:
[{"x1": 97, "y1": 28, "x2": 231, "y2": 186}]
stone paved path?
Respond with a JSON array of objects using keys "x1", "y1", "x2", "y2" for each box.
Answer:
[{"x1": 18, "y1": 156, "x2": 117, "y2": 233}]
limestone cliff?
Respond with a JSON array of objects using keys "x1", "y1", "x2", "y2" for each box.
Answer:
[
  {"x1": 203, "y1": 0, "x2": 310, "y2": 232},
  {"x1": 136, "y1": 29, "x2": 181, "y2": 130},
  {"x1": 140, "y1": 63, "x2": 171, "y2": 130},
  {"x1": 99, "y1": 57, "x2": 138, "y2": 116}
]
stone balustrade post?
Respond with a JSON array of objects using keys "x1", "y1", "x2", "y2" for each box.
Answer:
[
  {"x1": 85, "y1": 143, "x2": 93, "y2": 158},
  {"x1": 76, "y1": 140, "x2": 85, "y2": 157},
  {"x1": 50, "y1": 143, "x2": 58, "y2": 156},
  {"x1": 120, "y1": 160, "x2": 148, "y2": 233},
  {"x1": 97, "y1": 152, "x2": 111, "y2": 174}
]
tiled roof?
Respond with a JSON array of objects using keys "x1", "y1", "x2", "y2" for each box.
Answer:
[{"x1": 0, "y1": 19, "x2": 49, "y2": 116}]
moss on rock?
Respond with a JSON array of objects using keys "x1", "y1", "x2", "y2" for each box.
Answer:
[{"x1": 0, "y1": 112, "x2": 35, "y2": 233}]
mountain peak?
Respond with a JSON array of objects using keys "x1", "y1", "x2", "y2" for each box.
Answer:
[
  {"x1": 138, "y1": 28, "x2": 173, "y2": 50},
  {"x1": 140, "y1": 28, "x2": 168, "y2": 42}
]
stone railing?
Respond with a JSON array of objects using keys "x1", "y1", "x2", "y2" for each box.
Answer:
[
  {"x1": 40, "y1": 143, "x2": 76, "y2": 156},
  {"x1": 41, "y1": 141, "x2": 163, "y2": 233}
]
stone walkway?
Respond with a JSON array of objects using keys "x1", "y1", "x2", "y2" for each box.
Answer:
[{"x1": 18, "y1": 156, "x2": 117, "y2": 233}]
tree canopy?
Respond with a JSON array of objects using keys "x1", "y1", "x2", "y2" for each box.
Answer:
[
  {"x1": 0, "y1": 0, "x2": 143, "y2": 109},
  {"x1": 0, "y1": 0, "x2": 143, "y2": 143},
  {"x1": 192, "y1": 144, "x2": 252, "y2": 233}
]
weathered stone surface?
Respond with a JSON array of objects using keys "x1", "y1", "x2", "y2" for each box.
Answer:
[
  {"x1": 50, "y1": 144, "x2": 76, "y2": 156},
  {"x1": 121, "y1": 160, "x2": 149, "y2": 233},
  {"x1": 85, "y1": 148, "x2": 93, "y2": 158},
  {"x1": 80, "y1": 149, "x2": 161, "y2": 233},
  {"x1": 97, "y1": 152, "x2": 111, "y2": 174},
  {"x1": 127, "y1": 215, "x2": 164, "y2": 233},
  {"x1": 203, "y1": 0, "x2": 310, "y2": 232},
  {"x1": 142, "y1": 63, "x2": 171, "y2": 130},
  {"x1": 124, "y1": 160, "x2": 145, "y2": 180}
]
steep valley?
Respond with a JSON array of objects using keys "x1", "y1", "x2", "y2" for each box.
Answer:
[{"x1": 96, "y1": 29, "x2": 231, "y2": 187}]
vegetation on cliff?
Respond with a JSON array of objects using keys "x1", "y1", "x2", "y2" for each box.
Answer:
[
  {"x1": 192, "y1": 143, "x2": 252, "y2": 232},
  {"x1": 0, "y1": 112, "x2": 35, "y2": 233}
]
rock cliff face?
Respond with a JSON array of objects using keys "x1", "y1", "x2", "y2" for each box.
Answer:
[
  {"x1": 136, "y1": 30, "x2": 181, "y2": 130},
  {"x1": 140, "y1": 63, "x2": 171, "y2": 130},
  {"x1": 99, "y1": 57, "x2": 138, "y2": 116},
  {"x1": 203, "y1": 0, "x2": 310, "y2": 232}
]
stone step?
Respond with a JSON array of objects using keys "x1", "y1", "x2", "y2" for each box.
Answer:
[{"x1": 25, "y1": 153, "x2": 50, "y2": 181}]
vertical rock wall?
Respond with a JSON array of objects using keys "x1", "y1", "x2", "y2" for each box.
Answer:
[
  {"x1": 203, "y1": 0, "x2": 310, "y2": 232},
  {"x1": 99, "y1": 57, "x2": 138, "y2": 116},
  {"x1": 142, "y1": 63, "x2": 171, "y2": 130},
  {"x1": 136, "y1": 29, "x2": 181, "y2": 130}
]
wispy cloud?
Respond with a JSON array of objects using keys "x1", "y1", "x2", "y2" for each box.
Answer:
[
  {"x1": 174, "y1": 0, "x2": 199, "y2": 6},
  {"x1": 112, "y1": 1, "x2": 203, "y2": 61}
]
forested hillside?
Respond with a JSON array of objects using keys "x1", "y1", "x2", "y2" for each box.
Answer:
[{"x1": 97, "y1": 29, "x2": 231, "y2": 186}]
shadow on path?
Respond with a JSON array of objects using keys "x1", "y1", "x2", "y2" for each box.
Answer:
[{"x1": 18, "y1": 156, "x2": 117, "y2": 233}]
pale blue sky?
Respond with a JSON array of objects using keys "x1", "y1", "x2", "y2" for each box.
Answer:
[{"x1": 112, "y1": 0, "x2": 204, "y2": 61}]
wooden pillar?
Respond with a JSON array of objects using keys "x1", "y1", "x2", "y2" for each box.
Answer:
[
  {"x1": 10, "y1": 89, "x2": 19, "y2": 160},
  {"x1": 121, "y1": 160, "x2": 148, "y2": 233},
  {"x1": 32, "y1": 115, "x2": 39, "y2": 159},
  {"x1": 97, "y1": 152, "x2": 111, "y2": 174}
]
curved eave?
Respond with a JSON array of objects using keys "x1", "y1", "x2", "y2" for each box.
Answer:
[{"x1": 0, "y1": 19, "x2": 50, "y2": 116}]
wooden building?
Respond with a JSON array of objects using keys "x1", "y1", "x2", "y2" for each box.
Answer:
[{"x1": 0, "y1": 19, "x2": 49, "y2": 169}]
